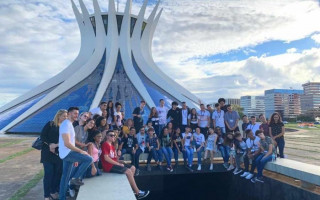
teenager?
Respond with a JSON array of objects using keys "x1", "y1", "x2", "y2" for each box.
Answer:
[
  {"x1": 225, "y1": 133, "x2": 236, "y2": 171},
  {"x1": 156, "y1": 99, "x2": 169, "y2": 135},
  {"x1": 95, "y1": 116, "x2": 108, "y2": 141},
  {"x1": 148, "y1": 107, "x2": 160, "y2": 136},
  {"x1": 106, "y1": 101, "x2": 115, "y2": 127},
  {"x1": 119, "y1": 127, "x2": 138, "y2": 165},
  {"x1": 241, "y1": 115, "x2": 249, "y2": 135},
  {"x1": 269, "y1": 112, "x2": 285, "y2": 158},
  {"x1": 75, "y1": 118, "x2": 95, "y2": 150},
  {"x1": 197, "y1": 104, "x2": 210, "y2": 137},
  {"x1": 259, "y1": 114, "x2": 269, "y2": 136},
  {"x1": 172, "y1": 127, "x2": 184, "y2": 168},
  {"x1": 193, "y1": 127, "x2": 205, "y2": 171},
  {"x1": 240, "y1": 129, "x2": 261, "y2": 180},
  {"x1": 182, "y1": 127, "x2": 194, "y2": 169},
  {"x1": 59, "y1": 107, "x2": 93, "y2": 200},
  {"x1": 245, "y1": 116, "x2": 260, "y2": 138},
  {"x1": 212, "y1": 103, "x2": 225, "y2": 135},
  {"x1": 86, "y1": 130, "x2": 102, "y2": 178},
  {"x1": 114, "y1": 102, "x2": 123, "y2": 130},
  {"x1": 89, "y1": 102, "x2": 107, "y2": 117},
  {"x1": 218, "y1": 98, "x2": 228, "y2": 113},
  {"x1": 167, "y1": 101, "x2": 181, "y2": 129},
  {"x1": 135, "y1": 128, "x2": 148, "y2": 175},
  {"x1": 101, "y1": 130, "x2": 150, "y2": 199},
  {"x1": 224, "y1": 104, "x2": 240, "y2": 133},
  {"x1": 133, "y1": 101, "x2": 146, "y2": 133},
  {"x1": 188, "y1": 108, "x2": 198, "y2": 132},
  {"x1": 160, "y1": 127, "x2": 174, "y2": 172},
  {"x1": 122, "y1": 118, "x2": 134, "y2": 136},
  {"x1": 204, "y1": 127, "x2": 218, "y2": 171},
  {"x1": 180, "y1": 102, "x2": 190, "y2": 131},
  {"x1": 251, "y1": 130, "x2": 276, "y2": 183},
  {"x1": 73, "y1": 112, "x2": 89, "y2": 127},
  {"x1": 41, "y1": 109, "x2": 67, "y2": 200},
  {"x1": 233, "y1": 132, "x2": 247, "y2": 175},
  {"x1": 146, "y1": 128, "x2": 162, "y2": 172}
]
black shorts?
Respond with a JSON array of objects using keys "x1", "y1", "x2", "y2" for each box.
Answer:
[{"x1": 110, "y1": 164, "x2": 132, "y2": 174}]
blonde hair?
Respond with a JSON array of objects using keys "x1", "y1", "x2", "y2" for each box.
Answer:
[{"x1": 53, "y1": 109, "x2": 68, "y2": 126}]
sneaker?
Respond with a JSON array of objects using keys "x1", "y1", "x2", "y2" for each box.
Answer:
[
  {"x1": 227, "y1": 165, "x2": 235, "y2": 171},
  {"x1": 197, "y1": 165, "x2": 201, "y2": 171},
  {"x1": 233, "y1": 168, "x2": 238, "y2": 174},
  {"x1": 223, "y1": 163, "x2": 229, "y2": 169},
  {"x1": 209, "y1": 164, "x2": 213, "y2": 171},
  {"x1": 251, "y1": 177, "x2": 257, "y2": 183},
  {"x1": 170, "y1": 166, "x2": 174, "y2": 172},
  {"x1": 234, "y1": 169, "x2": 243, "y2": 175},
  {"x1": 135, "y1": 169, "x2": 140, "y2": 176},
  {"x1": 70, "y1": 178, "x2": 84, "y2": 186},
  {"x1": 69, "y1": 189, "x2": 75, "y2": 198},
  {"x1": 166, "y1": 166, "x2": 172, "y2": 172},
  {"x1": 147, "y1": 164, "x2": 151, "y2": 172},
  {"x1": 240, "y1": 172, "x2": 249, "y2": 178},
  {"x1": 136, "y1": 190, "x2": 150, "y2": 199},
  {"x1": 255, "y1": 177, "x2": 264, "y2": 183},
  {"x1": 245, "y1": 173, "x2": 254, "y2": 180}
]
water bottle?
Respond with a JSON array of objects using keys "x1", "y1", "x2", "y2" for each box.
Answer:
[{"x1": 272, "y1": 153, "x2": 276, "y2": 162}]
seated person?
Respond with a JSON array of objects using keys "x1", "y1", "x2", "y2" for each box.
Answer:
[
  {"x1": 101, "y1": 130, "x2": 149, "y2": 199},
  {"x1": 86, "y1": 130, "x2": 103, "y2": 178},
  {"x1": 233, "y1": 132, "x2": 247, "y2": 175},
  {"x1": 251, "y1": 130, "x2": 276, "y2": 183},
  {"x1": 193, "y1": 127, "x2": 205, "y2": 171},
  {"x1": 134, "y1": 127, "x2": 149, "y2": 175},
  {"x1": 160, "y1": 127, "x2": 174, "y2": 172},
  {"x1": 146, "y1": 128, "x2": 162, "y2": 171},
  {"x1": 118, "y1": 127, "x2": 138, "y2": 165},
  {"x1": 182, "y1": 126, "x2": 194, "y2": 169}
]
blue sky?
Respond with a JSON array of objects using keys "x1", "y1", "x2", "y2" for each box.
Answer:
[{"x1": 0, "y1": 0, "x2": 320, "y2": 106}]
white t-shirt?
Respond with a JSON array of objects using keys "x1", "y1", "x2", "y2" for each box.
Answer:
[
  {"x1": 90, "y1": 107, "x2": 102, "y2": 116},
  {"x1": 59, "y1": 119, "x2": 76, "y2": 159},
  {"x1": 212, "y1": 110, "x2": 225, "y2": 128},
  {"x1": 197, "y1": 110, "x2": 210, "y2": 128},
  {"x1": 114, "y1": 111, "x2": 123, "y2": 127},
  {"x1": 246, "y1": 136, "x2": 260, "y2": 152},
  {"x1": 181, "y1": 109, "x2": 188, "y2": 125},
  {"x1": 156, "y1": 106, "x2": 168, "y2": 125},
  {"x1": 246, "y1": 123, "x2": 261, "y2": 135},
  {"x1": 182, "y1": 132, "x2": 193, "y2": 147},
  {"x1": 193, "y1": 133, "x2": 205, "y2": 146}
]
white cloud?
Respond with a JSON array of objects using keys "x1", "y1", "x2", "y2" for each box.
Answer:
[
  {"x1": 286, "y1": 48, "x2": 297, "y2": 53},
  {"x1": 1, "y1": 0, "x2": 320, "y2": 107},
  {"x1": 312, "y1": 33, "x2": 320, "y2": 44}
]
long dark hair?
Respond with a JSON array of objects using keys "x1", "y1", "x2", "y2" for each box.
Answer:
[
  {"x1": 269, "y1": 112, "x2": 282, "y2": 125},
  {"x1": 149, "y1": 107, "x2": 158, "y2": 118},
  {"x1": 190, "y1": 108, "x2": 197, "y2": 119},
  {"x1": 96, "y1": 116, "x2": 107, "y2": 128},
  {"x1": 223, "y1": 132, "x2": 234, "y2": 146},
  {"x1": 106, "y1": 100, "x2": 114, "y2": 121}
]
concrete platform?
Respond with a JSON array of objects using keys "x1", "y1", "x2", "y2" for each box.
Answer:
[{"x1": 77, "y1": 173, "x2": 136, "y2": 200}]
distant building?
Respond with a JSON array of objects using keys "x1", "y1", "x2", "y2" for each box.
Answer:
[
  {"x1": 226, "y1": 98, "x2": 240, "y2": 106},
  {"x1": 301, "y1": 82, "x2": 320, "y2": 114},
  {"x1": 264, "y1": 89, "x2": 303, "y2": 120},
  {"x1": 240, "y1": 96, "x2": 265, "y2": 118}
]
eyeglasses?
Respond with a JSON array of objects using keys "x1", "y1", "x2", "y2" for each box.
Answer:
[{"x1": 108, "y1": 134, "x2": 115, "y2": 137}]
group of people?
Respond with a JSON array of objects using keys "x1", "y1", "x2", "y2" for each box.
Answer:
[{"x1": 40, "y1": 98, "x2": 285, "y2": 200}]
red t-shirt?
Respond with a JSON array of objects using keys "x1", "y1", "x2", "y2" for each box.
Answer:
[{"x1": 101, "y1": 142, "x2": 117, "y2": 172}]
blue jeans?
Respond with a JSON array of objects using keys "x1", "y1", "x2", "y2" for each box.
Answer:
[
  {"x1": 184, "y1": 146, "x2": 194, "y2": 166},
  {"x1": 147, "y1": 148, "x2": 162, "y2": 163},
  {"x1": 59, "y1": 151, "x2": 93, "y2": 200},
  {"x1": 161, "y1": 147, "x2": 173, "y2": 166},
  {"x1": 158, "y1": 124, "x2": 166, "y2": 137},
  {"x1": 256, "y1": 154, "x2": 272, "y2": 177},
  {"x1": 173, "y1": 147, "x2": 185, "y2": 162},
  {"x1": 218, "y1": 145, "x2": 230, "y2": 163},
  {"x1": 195, "y1": 145, "x2": 204, "y2": 165},
  {"x1": 42, "y1": 162, "x2": 62, "y2": 198},
  {"x1": 121, "y1": 148, "x2": 135, "y2": 165},
  {"x1": 275, "y1": 137, "x2": 285, "y2": 158}
]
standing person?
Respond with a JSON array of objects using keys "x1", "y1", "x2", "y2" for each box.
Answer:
[
  {"x1": 218, "y1": 98, "x2": 228, "y2": 113},
  {"x1": 167, "y1": 101, "x2": 181, "y2": 129},
  {"x1": 160, "y1": 128, "x2": 174, "y2": 172},
  {"x1": 259, "y1": 114, "x2": 269, "y2": 136},
  {"x1": 197, "y1": 104, "x2": 210, "y2": 137},
  {"x1": 180, "y1": 102, "x2": 190, "y2": 131},
  {"x1": 233, "y1": 132, "x2": 247, "y2": 175},
  {"x1": 41, "y1": 109, "x2": 67, "y2": 200},
  {"x1": 101, "y1": 130, "x2": 150, "y2": 199},
  {"x1": 245, "y1": 116, "x2": 260, "y2": 138},
  {"x1": 188, "y1": 108, "x2": 198, "y2": 132},
  {"x1": 148, "y1": 107, "x2": 160, "y2": 136},
  {"x1": 241, "y1": 115, "x2": 249, "y2": 135},
  {"x1": 75, "y1": 118, "x2": 95, "y2": 150},
  {"x1": 212, "y1": 103, "x2": 226, "y2": 136},
  {"x1": 90, "y1": 102, "x2": 107, "y2": 117},
  {"x1": 224, "y1": 105, "x2": 240, "y2": 133},
  {"x1": 193, "y1": 127, "x2": 205, "y2": 171},
  {"x1": 106, "y1": 101, "x2": 115, "y2": 127},
  {"x1": 251, "y1": 130, "x2": 276, "y2": 183},
  {"x1": 133, "y1": 101, "x2": 146, "y2": 133},
  {"x1": 172, "y1": 127, "x2": 184, "y2": 168},
  {"x1": 240, "y1": 129, "x2": 261, "y2": 180},
  {"x1": 114, "y1": 102, "x2": 123, "y2": 130},
  {"x1": 86, "y1": 130, "x2": 103, "y2": 178},
  {"x1": 204, "y1": 127, "x2": 218, "y2": 171},
  {"x1": 269, "y1": 112, "x2": 285, "y2": 158},
  {"x1": 119, "y1": 127, "x2": 138, "y2": 165},
  {"x1": 73, "y1": 112, "x2": 89, "y2": 127},
  {"x1": 206, "y1": 104, "x2": 214, "y2": 128},
  {"x1": 146, "y1": 128, "x2": 162, "y2": 172},
  {"x1": 134, "y1": 127, "x2": 148, "y2": 175},
  {"x1": 182, "y1": 127, "x2": 194, "y2": 169},
  {"x1": 59, "y1": 107, "x2": 93, "y2": 200},
  {"x1": 156, "y1": 99, "x2": 169, "y2": 136}
]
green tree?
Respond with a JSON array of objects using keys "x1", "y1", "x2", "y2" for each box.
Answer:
[{"x1": 232, "y1": 104, "x2": 244, "y2": 118}]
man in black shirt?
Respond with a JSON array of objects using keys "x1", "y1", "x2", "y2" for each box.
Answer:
[
  {"x1": 119, "y1": 127, "x2": 138, "y2": 165},
  {"x1": 218, "y1": 98, "x2": 228, "y2": 113},
  {"x1": 167, "y1": 101, "x2": 181, "y2": 129},
  {"x1": 132, "y1": 100, "x2": 146, "y2": 132}
]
